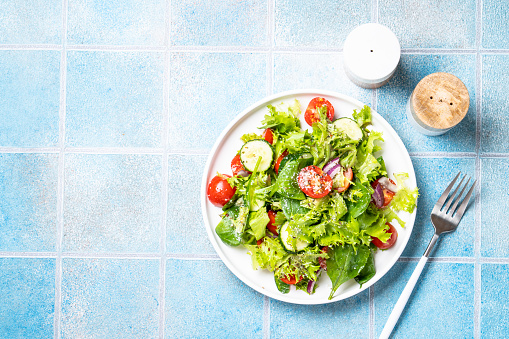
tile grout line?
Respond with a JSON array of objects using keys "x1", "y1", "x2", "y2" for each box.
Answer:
[
  {"x1": 54, "y1": 0, "x2": 68, "y2": 338},
  {"x1": 268, "y1": 0, "x2": 275, "y2": 97},
  {"x1": 5, "y1": 252, "x2": 509, "y2": 263},
  {"x1": 474, "y1": 156, "x2": 482, "y2": 339},
  {"x1": 369, "y1": 286, "x2": 375, "y2": 339},
  {"x1": 474, "y1": 0, "x2": 483, "y2": 337},
  {"x1": 369, "y1": 0, "x2": 378, "y2": 333},
  {"x1": 4, "y1": 43, "x2": 509, "y2": 54},
  {"x1": 2, "y1": 147, "x2": 509, "y2": 159},
  {"x1": 409, "y1": 151, "x2": 477, "y2": 158},
  {"x1": 263, "y1": 2, "x2": 275, "y2": 338},
  {"x1": 158, "y1": 1, "x2": 172, "y2": 338},
  {"x1": 263, "y1": 296, "x2": 271, "y2": 339}
]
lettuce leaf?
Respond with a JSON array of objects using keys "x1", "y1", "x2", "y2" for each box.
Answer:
[
  {"x1": 391, "y1": 172, "x2": 419, "y2": 213},
  {"x1": 249, "y1": 209, "x2": 270, "y2": 240},
  {"x1": 352, "y1": 105, "x2": 372, "y2": 127},
  {"x1": 261, "y1": 103, "x2": 301, "y2": 135}
]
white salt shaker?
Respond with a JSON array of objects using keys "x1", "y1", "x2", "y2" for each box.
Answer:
[{"x1": 343, "y1": 23, "x2": 401, "y2": 89}]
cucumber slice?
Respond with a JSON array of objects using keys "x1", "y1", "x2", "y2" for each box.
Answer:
[
  {"x1": 279, "y1": 222, "x2": 310, "y2": 253},
  {"x1": 240, "y1": 139, "x2": 274, "y2": 172},
  {"x1": 333, "y1": 118, "x2": 363, "y2": 141}
]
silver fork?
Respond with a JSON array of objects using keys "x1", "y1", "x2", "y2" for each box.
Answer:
[{"x1": 380, "y1": 172, "x2": 476, "y2": 339}]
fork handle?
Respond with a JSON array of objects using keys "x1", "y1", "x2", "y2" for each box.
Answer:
[{"x1": 379, "y1": 255, "x2": 428, "y2": 339}]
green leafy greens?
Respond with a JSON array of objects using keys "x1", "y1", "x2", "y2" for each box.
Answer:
[{"x1": 213, "y1": 99, "x2": 418, "y2": 300}]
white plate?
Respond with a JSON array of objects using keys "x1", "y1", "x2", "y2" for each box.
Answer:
[{"x1": 201, "y1": 89, "x2": 417, "y2": 305}]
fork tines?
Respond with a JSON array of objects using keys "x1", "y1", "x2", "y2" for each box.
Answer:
[{"x1": 434, "y1": 172, "x2": 477, "y2": 221}]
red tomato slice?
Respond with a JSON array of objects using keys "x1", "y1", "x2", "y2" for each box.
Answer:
[
  {"x1": 267, "y1": 210, "x2": 278, "y2": 235},
  {"x1": 335, "y1": 167, "x2": 354, "y2": 193},
  {"x1": 206, "y1": 174, "x2": 236, "y2": 207},
  {"x1": 298, "y1": 166, "x2": 333, "y2": 198},
  {"x1": 304, "y1": 97, "x2": 335, "y2": 126},
  {"x1": 371, "y1": 178, "x2": 396, "y2": 207},
  {"x1": 371, "y1": 222, "x2": 398, "y2": 250},
  {"x1": 262, "y1": 128, "x2": 274, "y2": 144},
  {"x1": 231, "y1": 154, "x2": 250, "y2": 176},
  {"x1": 274, "y1": 150, "x2": 289, "y2": 174},
  {"x1": 280, "y1": 274, "x2": 303, "y2": 285},
  {"x1": 257, "y1": 238, "x2": 264, "y2": 245}
]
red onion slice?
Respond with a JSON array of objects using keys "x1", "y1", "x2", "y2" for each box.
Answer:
[
  {"x1": 307, "y1": 279, "x2": 316, "y2": 294},
  {"x1": 237, "y1": 170, "x2": 251, "y2": 177},
  {"x1": 378, "y1": 176, "x2": 398, "y2": 192},
  {"x1": 326, "y1": 163, "x2": 343, "y2": 179},
  {"x1": 372, "y1": 183, "x2": 384, "y2": 208},
  {"x1": 323, "y1": 157, "x2": 340, "y2": 174}
]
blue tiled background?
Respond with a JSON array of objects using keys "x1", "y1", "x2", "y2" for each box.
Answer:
[{"x1": 0, "y1": 0, "x2": 508, "y2": 338}]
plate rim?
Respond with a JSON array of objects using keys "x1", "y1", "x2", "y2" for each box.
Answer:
[{"x1": 200, "y1": 88, "x2": 416, "y2": 305}]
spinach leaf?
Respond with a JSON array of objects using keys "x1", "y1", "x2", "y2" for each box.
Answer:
[
  {"x1": 354, "y1": 249, "x2": 376, "y2": 287},
  {"x1": 274, "y1": 275, "x2": 290, "y2": 294},
  {"x1": 326, "y1": 243, "x2": 370, "y2": 299},
  {"x1": 280, "y1": 196, "x2": 310, "y2": 219},
  {"x1": 347, "y1": 180, "x2": 372, "y2": 218},
  {"x1": 215, "y1": 206, "x2": 242, "y2": 246},
  {"x1": 276, "y1": 159, "x2": 305, "y2": 200}
]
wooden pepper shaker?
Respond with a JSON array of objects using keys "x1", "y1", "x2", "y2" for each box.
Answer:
[{"x1": 406, "y1": 72, "x2": 469, "y2": 136}]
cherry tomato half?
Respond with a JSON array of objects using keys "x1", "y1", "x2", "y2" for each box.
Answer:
[
  {"x1": 262, "y1": 128, "x2": 274, "y2": 145},
  {"x1": 371, "y1": 222, "x2": 398, "y2": 250},
  {"x1": 335, "y1": 167, "x2": 354, "y2": 193},
  {"x1": 304, "y1": 97, "x2": 335, "y2": 126},
  {"x1": 207, "y1": 174, "x2": 236, "y2": 207},
  {"x1": 280, "y1": 274, "x2": 303, "y2": 285},
  {"x1": 274, "y1": 150, "x2": 289, "y2": 174},
  {"x1": 267, "y1": 210, "x2": 278, "y2": 235},
  {"x1": 297, "y1": 165, "x2": 333, "y2": 199},
  {"x1": 371, "y1": 178, "x2": 396, "y2": 207},
  {"x1": 231, "y1": 154, "x2": 250, "y2": 176}
]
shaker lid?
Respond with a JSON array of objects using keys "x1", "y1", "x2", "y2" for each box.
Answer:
[{"x1": 411, "y1": 72, "x2": 469, "y2": 129}]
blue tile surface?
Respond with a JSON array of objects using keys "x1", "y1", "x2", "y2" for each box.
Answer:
[
  {"x1": 375, "y1": 261, "x2": 474, "y2": 338},
  {"x1": 481, "y1": 54, "x2": 509, "y2": 153},
  {"x1": 168, "y1": 52, "x2": 267, "y2": 150},
  {"x1": 166, "y1": 259, "x2": 264, "y2": 338},
  {"x1": 60, "y1": 258, "x2": 159, "y2": 338},
  {"x1": 480, "y1": 158, "x2": 509, "y2": 258},
  {"x1": 481, "y1": 264, "x2": 509, "y2": 338},
  {"x1": 167, "y1": 155, "x2": 214, "y2": 255},
  {"x1": 63, "y1": 154, "x2": 162, "y2": 253},
  {"x1": 0, "y1": 50, "x2": 60, "y2": 147},
  {"x1": 0, "y1": 0, "x2": 61, "y2": 44},
  {"x1": 67, "y1": 0, "x2": 166, "y2": 46},
  {"x1": 379, "y1": 0, "x2": 477, "y2": 49},
  {"x1": 273, "y1": 52, "x2": 372, "y2": 104},
  {"x1": 0, "y1": 258, "x2": 55, "y2": 338},
  {"x1": 274, "y1": 0, "x2": 371, "y2": 48},
  {"x1": 171, "y1": 0, "x2": 267, "y2": 47},
  {"x1": 0, "y1": 153, "x2": 58, "y2": 252},
  {"x1": 2, "y1": 1, "x2": 509, "y2": 338},
  {"x1": 270, "y1": 292, "x2": 369, "y2": 338},
  {"x1": 406, "y1": 157, "x2": 476, "y2": 258},
  {"x1": 482, "y1": 0, "x2": 509, "y2": 49},
  {"x1": 66, "y1": 51, "x2": 164, "y2": 148},
  {"x1": 378, "y1": 54, "x2": 477, "y2": 153}
]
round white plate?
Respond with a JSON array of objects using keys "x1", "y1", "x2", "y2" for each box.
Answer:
[{"x1": 201, "y1": 89, "x2": 417, "y2": 305}]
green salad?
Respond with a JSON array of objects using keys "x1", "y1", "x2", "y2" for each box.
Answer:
[{"x1": 206, "y1": 97, "x2": 418, "y2": 299}]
